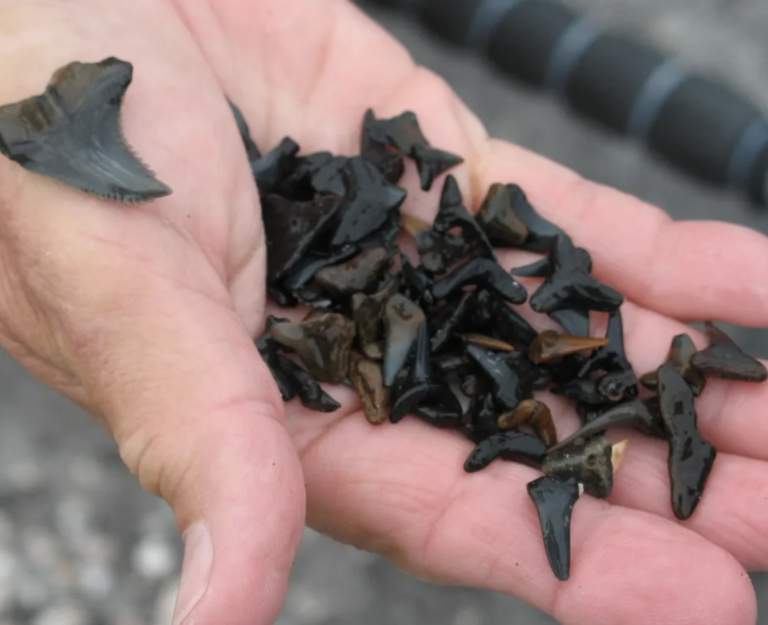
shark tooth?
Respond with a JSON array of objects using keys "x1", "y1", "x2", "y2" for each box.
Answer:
[
  {"x1": 527, "y1": 476, "x2": 581, "y2": 581},
  {"x1": 0, "y1": 57, "x2": 172, "y2": 204}
]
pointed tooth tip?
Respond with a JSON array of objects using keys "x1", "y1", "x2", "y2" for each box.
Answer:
[{"x1": 612, "y1": 440, "x2": 629, "y2": 471}]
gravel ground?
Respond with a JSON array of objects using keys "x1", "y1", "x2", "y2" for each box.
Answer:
[{"x1": 1, "y1": 1, "x2": 767, "y2": 624}]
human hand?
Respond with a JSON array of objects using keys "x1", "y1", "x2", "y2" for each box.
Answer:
[{"x1": 0, "y1": 1, "x2": 767, "y2": 624}]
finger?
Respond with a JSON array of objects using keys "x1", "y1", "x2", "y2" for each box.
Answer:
[
  {"x1": 293, "y1": 415, "x2": 756, "y2": 625},
  {"x1": 477, "y1": 140, "x2": 768, "y2": 327},
  {"x1": 607, "y1": 432, "x2": 768, "y2": 572},
  {"x1": 0, "y1": 131, "x2": 305, "y2": 625},
  {"x1": 58, "y1": 256, "x2": 305, "y2": 625}
]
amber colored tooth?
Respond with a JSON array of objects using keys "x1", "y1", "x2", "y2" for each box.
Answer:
[
  {"x1": 498, "y1": 399, "x2": 557, "y2": 447},
  {"x1": 529, "y1": 330, "x2": 609, "y2": 364},
  {"x1": 459, "y1": 333, "x2": 516, "y2": 352},
  {"x1": 612, "y1": 440, "x2": 629, "y2": 472},
  {"x1": 401, "y1": 214, "x2": 431, "y2": 237}
]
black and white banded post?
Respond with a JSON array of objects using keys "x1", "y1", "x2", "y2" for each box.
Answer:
[{"x1": 364, "y1": 0, "x2": 768, "y2": 208}]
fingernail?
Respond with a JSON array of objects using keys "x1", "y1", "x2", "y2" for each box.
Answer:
[{"x1": 172, "y1": 522, "x2": 213, "y2": 625}]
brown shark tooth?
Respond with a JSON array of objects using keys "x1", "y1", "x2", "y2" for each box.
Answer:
[
  {"x1": 269, "y1": 312, "x2": 356, "y2": 385},
  {"x1": 529, "y1": 330, "x2": 609, "y2": 364},
  {"x1": 0, "y1": 58, "x2": 172, "y2": 204},
  {"x1": 690, "y1": 322, "x2": 768, "y2": 383},
  {"x1": 458, "y1": 333, "x2": 516, "y2": 352},
  {"x1": 351, "y1": 275, "x2": 401, "y2": 361},
  {"x1": 498, "y1": 399, "x2": 557, "y2": 447},
  {"x1": 314, "y1": 247, "x2": 391, "y2": 298},
  {"x1": 349, "y1": 353, "x2": 389, "y2": 425}
]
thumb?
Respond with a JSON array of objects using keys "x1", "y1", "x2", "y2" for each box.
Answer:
[
  {"x1": 101, "y1": 291, "x2": 304, "y2": 625},
  {"x1": 65, "y1": 262, "x2": 306, "y2": 625}
]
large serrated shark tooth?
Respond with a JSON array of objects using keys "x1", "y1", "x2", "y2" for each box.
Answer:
[{"x1": 0, "y1": 57, "x2": 172, "y2": 204}]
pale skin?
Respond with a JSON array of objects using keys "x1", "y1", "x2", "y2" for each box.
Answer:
[{"x1": 1, "y1": 0, "x2": 768, "y2": 623}]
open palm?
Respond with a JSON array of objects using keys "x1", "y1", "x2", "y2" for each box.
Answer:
[{"x1": 0, "y1": 1, "x2": 766, "y2": 624}]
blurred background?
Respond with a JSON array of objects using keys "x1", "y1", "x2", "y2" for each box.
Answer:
[{"x1": 1, "y1": 1, "x2": 767, "y2": 624}]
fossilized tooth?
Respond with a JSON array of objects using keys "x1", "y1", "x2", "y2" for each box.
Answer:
[
  {"x1": 361, "y1": 109, "x2": 463, "y2": 191},
  {"x1": 469, "y1": 289, "x2": 502, "y2": 328},
  {"x1": 657, "y1": 363, "x2": 717, "y2": 521},
  {"x1": 279, "y1": 151, "x2": 348, "y2": 198},
  {"x1": 431, "y1": 291, "x2": 474, "y2": 352},
  {"x1": 399, "y1": 253, "x2": 435, "y2": 305},
  {"x1": 529, "y1": 330, "x2": 609, "y2": 364},
  {"x1": 530, "y1": 235, "x2": 623, "y2": 314},
  {"x1": 543, "y1": 436, "x2": 617, "y2": 499},
  {"x1": 433, "y1": 176, "x2": 495, "y2": 258},
  {"x1": 475, "y1": 183, "x2": 529, "y2": 246},
  {"x1": 349, "y1": 353, "x2": 389, "y2": 425},
  {"x1": 464, "y1": 431, "x2": 548, "y2": 473},
  {"x1": 390, "y1": 321, "x2": 463, "y2": 423},
  {"x1": 505, "y1": 184, "x2": 567, "y2": 253},
  {"x1": 432, "y1": 352, "x2": 472, "y2": 375},
  {"x1": 578, "y1": 309, "x2": 634, "y2": 376},
  {"x1": 270, "y1": 313, "x2": 356, "y2": 385},
  {"x1": 596, "y1": 369, "x2": 638, "y2": 402},
  {"x1": 255, "y1": 336, "x2": 296, "y2": 401},
  {"x1": 227, "y1": 97, "x2": 261, "y2": 164},
  {"x1": 466, "y1": 394, "x2": 504, "y2": 443},
  {"x1": 0, "y1": 57, "x2": 172, "y2": 204},
  {"x1": 314, "y1": 247, "x2": 391, "y2": 298},
  {"x1": 551, "y1": 400, "x2": 654, "y2": 453},
  {"x1": 252, "y1": 136, "x2": 300, "y2": 194},
  {"x1": 545, "y1": 353, "x2": 589, "y2": 386},
  {"x1": 689, "y1": 322, "x2": 768, "y2": 383},
  {"x1": 413, "y1": 144, "x2": 465, "y2": 191},
  {"x1": 411, "y1": 404, "x2": 464, "y2": 428},
  {"x1": 502, "y1": 350, "x2": 546, "y2": 395},
  {"x1": 262, "y1": 194, "x2": 340, "y2": 284},
  {"x1": 283, "y1": 245, "x2": 359, "y2": 294},
  {"x1": 527, "y1": 476, "x2": 580, "y2": 581},
  {"x1": 332, "y1": 156, "x2": 407, "y2": 247},
  {"x1": 511, "y1": 248, "x2": 592, "y2": 278},
  {"x1": 492, "y1": 301, "x2": 539, "y2": 347},
  {"x1": 276, "y1": 355, "x2": 341, "y2": 413},
  {"x1": 549, "y1": 309, "x2": 591, "y2": 337},
  {"x1": 360, "y1": 110, "x2": 406, "y2": 184},
  {"x1": 466, "y1": 344, "x2": 523, "y2": 411},
  {"x1": 460, "y1": 373, "x2": 488, "y2": 398},
  {"x1": 383, "y1": 294, "x2": 426, "y2": 386},
  {"x1": 459, "y1": 334, "x2": 515, "y2": 352},
  {"x1": 356, "y1": 209, "x2": 403, "y2": 253},
  {"x1": 352, "y1": 275, "x2": 401, "y2": 361},
  {"x1": 498, "y1": 400, "x2": 557, "y2": 447},
  {"x1": 551, "y1": 378, "x2": 606, "y2": 405},
  {"x1": 575, "y1": 401, "x2": 610, "y2": 426},
  {"x1": 363, "y1": 109, "x2": 430, "y2": 153},
  {"x1": 640, "y1": 334, "x2": 707, "y2": 397},
  {"x1": 414, "y1": 229, "x2": 467, "y2": 274},
  {"x1": 637, "y1": 396, "x2": 668, "y2": 439},
  {"x1": 432, "y1": 258, "x2": 528, "y2": 304}
]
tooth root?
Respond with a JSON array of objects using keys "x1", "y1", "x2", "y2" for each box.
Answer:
[
  {"x1": 612, "y1": 440, "x2": 629, "y2": 472},
  {"x1": 0, "y1": 58, "x2": 172, "y2": 204},
  {"x1": 530, "y1": 330, "x2": 609, "y2": 364}
]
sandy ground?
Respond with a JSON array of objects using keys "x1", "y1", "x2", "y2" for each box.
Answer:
[{"x1": 0, "y1": 1, "x2": 766, "y2": 624}]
